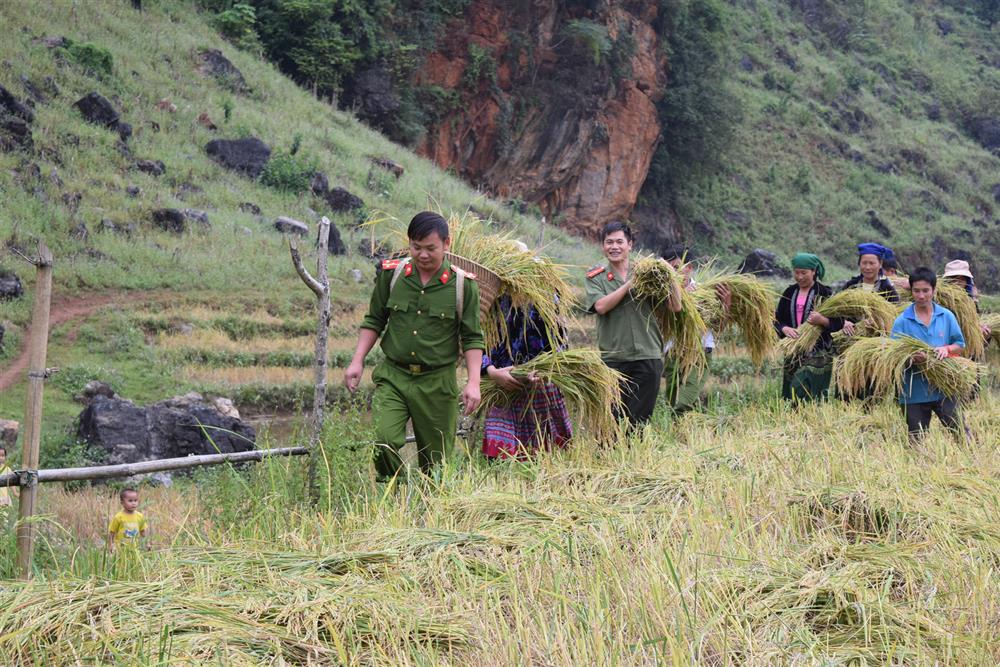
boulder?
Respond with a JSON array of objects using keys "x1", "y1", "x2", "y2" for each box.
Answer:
[
  {"x1": 238, "y1": 202, "x2": 261, "y2": 215},
  {"x1": 126, "y1": 185, "x2": 141, "y2": 197},
  {"x1": 274, "y1": 216, "x2": 308, "y2": 236},
  {"x1": 324, "y1": 186, "x2": 364, "y2": 213},
  {"x1": 969, "y1": 117, "x2": 1000, "y2": 152},
  {"x1": 75, "y1": 380, "x2": 116, "y2": 406},
  {"x1": 739, "y1": 249, "x2": 789, "y2": 278},
  {"x1": 0, "y1": 117, "x2": 32, "y2": 151},
  {"x1": 205, "y1": 137, "x2": 271, "y2": 178},
  {"x1": 182, "y1": 208, "x2": 210, "y2": 227},
  {"x1": 116, "y1": 121, "x2": 133, "y2": 142},
  {"x1": 370, "y1": 156, "x2": 404, "y2": 178},
  {"x1": 342, "y1": 64, "x2": 400, "y2": 129},
  {"x1": 73, "y1": 92, "x2": 120, "y2": 129},
  {"x1": 324, "y1": 222, "x2": 346, "y2": 255},
  {"x1": 198, "y1": 49, "x2": 249, "y2": 94},
  {"x1": 136, "y1": 158, "x2": 165, "y2": 176},
  {"x1": 0, "y1": 84, "x2": 34, "y2": 123},
  {"x1": 310, "y1": 171, "x2": 329, "y2": 197},
  {"x1": 77, "y1": 393, "x2": 256, "y2": 470},
  {"x1": 0, "y1": 270, "x2": 24, "y2": 300},
  {"x1": 0, "y1": 419, "x2": 17, "y2": 449}
]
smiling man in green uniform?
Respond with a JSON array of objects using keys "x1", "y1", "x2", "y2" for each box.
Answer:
[
  {"x1": 345, "y1": 212, "x2": 484, "y2": 479},
  {"x1": 585, "y1": 221, "x2": 681, "y2": 426}
]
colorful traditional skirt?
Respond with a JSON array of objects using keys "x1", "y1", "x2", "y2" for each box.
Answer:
[{"x1": 482, "y1": 382, "x2": 572, "y2": 459}]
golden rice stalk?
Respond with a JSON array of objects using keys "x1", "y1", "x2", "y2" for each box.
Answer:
[
  {"x1": 631, "y1": 257, "x2": 707, "y2": 378},
  {"x1": 833, "y1": 335, "x2": 979, "y2": 400},
  {"x1": 930, "y1": 282, "x2": 986, "y2": 359},
  {"x1": 364, "y1": 210, "x2": 575, "y2": 352},
  {"x1": 478, "y1": 348, "x2": 624, "y2": 442},
  {"x1": 692, "y1": 269, "x2": 778, "y2": 366},
  {"x1": 780, "y1": 289, "x2": 898, "y2": 358},
  {"x1": 982, "y1": 313, "x2": 1000, "y2": 364}
]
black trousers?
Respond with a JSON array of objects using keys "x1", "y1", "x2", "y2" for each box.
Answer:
[
  {"x1": 606, "y1": 358, "x2": 664, "y2": 426},
  {"x1": 902, "y1": 397, "x2": 966, "y2": 441}
]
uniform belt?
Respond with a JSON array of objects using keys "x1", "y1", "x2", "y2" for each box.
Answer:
[{"x1": 389, "y1": 359, "x2": 450, "y2": 375}]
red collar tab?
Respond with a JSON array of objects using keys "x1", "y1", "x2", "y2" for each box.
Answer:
[
  {"x1": 381, "y1": 259, "x2": 401, "y2": 270},
  {"x1": 586, "y1": 265, "x2": 605, "y2": 279},
  {"x1": 404, "y1": 263, "x2": 413, "y2": 277},
  {"x1": 440, "y1": 270, "x2": 450, "y2": 284},
  {"x1": 607, "y1": 272, "x2": 615, "y2": 281}
]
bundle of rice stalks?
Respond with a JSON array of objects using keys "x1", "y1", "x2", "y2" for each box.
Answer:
[
  {"x1": 830, "y1": 319, "x2": 881, "y2": 353},
  {"x1": 780, "y1": 289, "x2": 898, "y2": 358},
  {"x1": 692, "y1": 269, "x2": 778, "y2": 366},
  {"x1": 789, "y1": 486, "x2": 925, "y2": 542},
  {"x1": 833, "y1": 335, "x2": 980, "y2": 400},
  {"x1": 367, "y1": 210, "x2": 575, "y2": 351},
  {"x1": 631, "y1": 257, "x2": 707, "y2": 376},
  {"x1": 478, "y1": 348, "x2": 624, "y2": 442},
  {"x1": 932, "y1": 281, "x2": 985, "y2": 359},
  {"x1": 980, "y1": 313, "x2": 1000, "y2": 362}
]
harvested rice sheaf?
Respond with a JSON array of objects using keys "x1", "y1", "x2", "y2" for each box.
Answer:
[
  {"x1": 780, "y1": 289, "x2": 899, "y2": 358},
  {"x1": 833, "y1": 335, "x2": 980, "y2": 400},
  {"x1": 897, "y1": 282, "x2": 986, "y2": 359},
  {"x1": 478, "y1": 348, "x2": 624, "y2": 443},
  {"x1": 692, "y1": 269, "x2": 778, "y2": 366},
  {"x1": 631, "y1": 257, "x2": 708, "y2": 377}
]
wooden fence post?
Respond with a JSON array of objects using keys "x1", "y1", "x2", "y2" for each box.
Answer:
[{"x1": 16, "y1": 240, "x2": 53, "y2": 580}]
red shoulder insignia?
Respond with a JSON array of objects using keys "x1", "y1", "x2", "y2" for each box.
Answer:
[
  {"x1": 381, "y1": 259, "x2": 401, "y2": 270},
  {"x1": 586, "y1": 265, "x2": 606, "y2": 279},
  {"x1": 440, "y1": 270, "x2": 450, "y2": 284},
  {"x1": 404, "y1": 263, "x2": 412, "y2": 277}
]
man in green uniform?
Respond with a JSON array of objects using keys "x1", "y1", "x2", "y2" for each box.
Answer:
[
  {"x1": 585, "y1": 221, "x2": 681, "y2": 426},
  {"x1": 345, "y1": 212, "x2": 484, "y2": 479}
]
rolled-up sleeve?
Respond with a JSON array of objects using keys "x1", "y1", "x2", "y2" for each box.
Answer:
[
  {"x1": 460, "y1": 278, "x2": 485, "y2": 351},
  {"x1": 360, "y1": 271, "x2": 391, "y2": 334}
]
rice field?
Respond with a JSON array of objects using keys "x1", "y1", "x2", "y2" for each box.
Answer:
[{"x1": 4, "y1": 390, "x2": 1000, "y2": 664}]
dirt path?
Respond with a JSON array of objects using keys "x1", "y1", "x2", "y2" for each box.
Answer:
[{"x1": 0, "y1": 291, "x2": 162, "y2": 392}]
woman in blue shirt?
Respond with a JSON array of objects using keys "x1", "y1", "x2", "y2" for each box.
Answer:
[{"x1": 890, "y1": 267, "x2": 969, "y2": 442}]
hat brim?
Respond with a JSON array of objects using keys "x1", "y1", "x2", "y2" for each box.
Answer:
[{"x1": 943, "y1": 270, "x2": 974, "y2": 280}]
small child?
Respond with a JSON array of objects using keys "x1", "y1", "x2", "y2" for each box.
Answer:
[{"x1": 107, "y1": 487, "x2": 148, "y2": 553}]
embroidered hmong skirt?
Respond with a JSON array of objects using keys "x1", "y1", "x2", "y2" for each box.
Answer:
[{"x1": 482, "y1": 382, "x2": 572, "y2": 459}]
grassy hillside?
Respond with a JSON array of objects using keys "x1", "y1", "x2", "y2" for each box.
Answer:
[
  {"x1": 649, "y1": 0, "x2": 1000, "y2": 284},
  {"x1": 0, "y1": 0, "x2": 595, "y2": 462}
]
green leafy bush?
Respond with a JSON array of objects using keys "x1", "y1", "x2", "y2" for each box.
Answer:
[
  {"x1": 64, "y1": 41, "x2": 114, "y2": 77},
  {"x1": 260, "y1": 152, "x2": 318, "y2": 192},
  {"x1": 562, "y1": 19, "x2": 611, "y2": 65},
  {"x1": 212, "y1": 2, "x2": 258, "y2": 48}
]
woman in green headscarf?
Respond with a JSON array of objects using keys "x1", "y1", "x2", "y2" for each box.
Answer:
[{"x1": 774, "y1": 253, "x2": 844, "y2": 400}]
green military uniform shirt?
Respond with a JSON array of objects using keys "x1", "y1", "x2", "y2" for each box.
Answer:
[
  {"x1": 584, "y1": 264, "x2": 663, "y2": 362},
  {"x1": 361, "y1": 258, "x2": 485, "y2": 366}
]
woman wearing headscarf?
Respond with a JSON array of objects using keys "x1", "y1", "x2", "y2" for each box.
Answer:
[
  {"x1": 775, "y1": 253, "x2": 843, "y2": 400},
  {"x1": 842, "y1": 242, "x2": 900, "y2": 302}
]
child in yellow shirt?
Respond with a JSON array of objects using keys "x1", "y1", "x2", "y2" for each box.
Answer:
[{"x1": 107, "y1": 488, "x2": 147, "y2": 552}]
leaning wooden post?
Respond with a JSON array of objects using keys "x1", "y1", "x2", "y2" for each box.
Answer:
[
  {"x1": 288, "y1": 218, "x2": 331, "y2": 504},
  {"x1": 16, "y1": 241, "x2": 53, "y2": 580}
]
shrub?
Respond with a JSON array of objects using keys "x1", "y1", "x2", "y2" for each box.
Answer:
[
  {"x1": 64, "y1": 41, "x2": 114, "y2": 77},
  {"x1": 562, "y1": 18, "x2": 611, "y2": 65},
  {"x1": 212, "y1": 2, "x2": 258, "y2": 48},
  {"x1": 463, "y1": 43, "x2": 497, "y2": 88},
  {"x1": 260, "y1": 152, "x2": 318, "y2": 192}
]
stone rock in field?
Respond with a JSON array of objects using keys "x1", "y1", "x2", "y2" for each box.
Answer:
[
  {"x1": 151, "y1": 208, "x2": 185, "y2": 233},
  {"x1": 75, "y1": 380, "x2": 116, "y2": 406},
  {"x1": 205, "y1": 137, "x2": 271, "y2": 178},
  {"x1": 126, "y1": 185, "x2": 141, "y2": 197},
  {"x1": 116, "y1": 121, "x2": 133, "y2": 142},
  {"x1": 0, "y1": 84, "x2": 34, "y2": 123},
  {"x1": 370, "y1": 156, "x2": 404, "y2": 178},
  {"x1": 0, "y1": 270, "x2": 24, "y2": 300},
  {"x1": 324, "y1": 187, "x2": 364, "y2": 213},
  {"x1": 238, "y1": 202, "x2": 261, "y2": 215},
  {"x1": 0, "y1": 117, "x2": 32, "y2": 151},
  {"x1": 70, "y1": 222, "x2": 89, "y2": 241},
  {"x1": 325, "y1": 222, "x2": 346, "y2": 255},
  {"x1": 212, "y1": 397, "x2": 240, "y2": 420},
  {"x1": 739, "y1": 249, "x2": 789, "y2": 278},
  {"x1": 310, "y1": 171, "x2": 329, "y2": 197},
  {"x1": 73, "y1": 92, "x2": 120, "y2": 129},
  {"x1": 969, "y1": 117, "x2": 1000, "y2": 152},
  {"x1": 77, "y1": 393, "x2": 256, "y2": 470},
  {"x1": 198, "y1": 49, "x2": 249, "y2": 94},
  {"x1": 182, "y1": 208, "x2": 210, "y2": 227},
  {"x1": 0, "y1": 419, "x2": 18, "y2": 449},
  {"x1": 274, "y1": 216, "x2": 308, "y2": 236},
  {"x1": 98, "y1": 218, "x2": 120, "y2": 234},
  {"x1": 136, "y1": 158, "x2": 165, "y2": 176}
]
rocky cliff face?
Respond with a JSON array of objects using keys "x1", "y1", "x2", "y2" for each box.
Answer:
[{"x1": 415, "y1": 0, "x2": 666, "y2": 236}]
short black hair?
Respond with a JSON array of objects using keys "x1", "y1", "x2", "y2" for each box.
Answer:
[
  {"x1": 407, "y1": 211, "x2": 449, "y2": 241},
  {"x1": 909, "y1": 266, "x2": 937, "y2": 289},
  {"x1": 882, "y1": 256, "x2": 899, "y2": 271},
  {"x1": 120, "y1": 487, "x2": 138, "y2": 500},
  {"x1": 599, "y1": 220, "x2": 633, "y2": 242},
  {"x1": 661, "y1": 243, "x2": 690, "y2": 262}
]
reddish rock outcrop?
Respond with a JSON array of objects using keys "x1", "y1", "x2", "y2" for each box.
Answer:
[{"x1": 416, "y1": 0, "x2": 666, "y2": 236}]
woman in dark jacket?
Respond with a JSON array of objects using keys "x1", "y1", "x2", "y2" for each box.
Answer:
[
  {"x1": 775, "y1": 253, "x2": 843, "y2": 401},
  {"x1": 841, "y1": 242, "x2": 899, "y2": 304}
]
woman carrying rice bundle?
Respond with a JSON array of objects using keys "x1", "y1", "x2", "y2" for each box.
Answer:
[
  {"x1": 891, "y1": 267, "x2": 970, "y2": 442},
  {"x1": 942, "y1": 259, "x2": 992, "y2": 343},
  {"x1": 481, "y1": 244, "x2": 572, "y2": 460},
  {"x1": 775, "y1": 253, "x2": 844, "y2": 401},
  {"x1": 840, "y1": 243, "x2": 899, "y2": 331}
]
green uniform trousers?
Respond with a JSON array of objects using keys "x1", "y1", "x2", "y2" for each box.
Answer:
[
  {"x1": 372, "y1": 361, "x2": 458, "y2": 479},
  {"x1": 663, "y1": 350, "x2": 711, "y2": 415}
]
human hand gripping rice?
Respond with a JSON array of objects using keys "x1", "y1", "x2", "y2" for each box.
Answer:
[
  {"x1": 691, "y1": 268, "x2": 779, "y2": 367},
  {"x1": 898, "y1": 281, "x2": 986, "y2": 360},
  {"x1": 780, "y1": 289, "x2": 897, "y2": 359}
]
